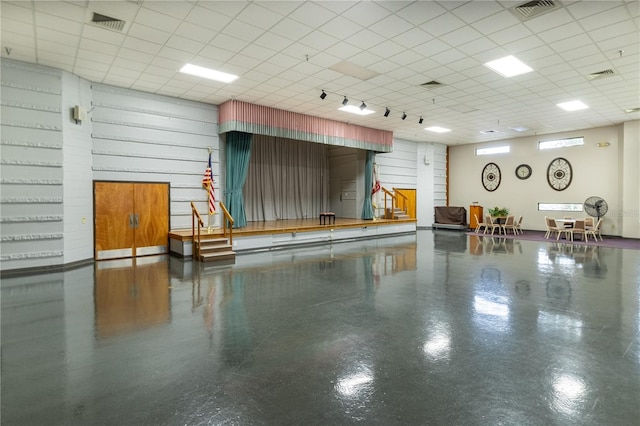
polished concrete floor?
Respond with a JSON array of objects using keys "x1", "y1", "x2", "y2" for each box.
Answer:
[{"x1": 1, "y1": 230, "x2": 638, "y2": 425}]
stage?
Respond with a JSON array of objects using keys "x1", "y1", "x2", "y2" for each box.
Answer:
[{"x1": 169, "y1": 217, "x2": 417, "y2": 257}]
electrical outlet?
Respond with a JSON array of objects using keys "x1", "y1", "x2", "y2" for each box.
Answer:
[{"x1": 82, "y1": 217, "x2": 86, "y2": 224}]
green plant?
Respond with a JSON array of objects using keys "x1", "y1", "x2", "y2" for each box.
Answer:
[{"x1": 488, "y1": 206, "x2": 509, "y2": 216}]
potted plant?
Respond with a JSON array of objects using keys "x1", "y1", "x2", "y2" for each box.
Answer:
[{"x1": 488, "y1": 206, "x2": 509, "y2": 216}]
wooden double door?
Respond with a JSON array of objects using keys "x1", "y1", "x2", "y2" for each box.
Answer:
[{"x1": 94, "y1": 181, "x2": 169, "y2": 260}]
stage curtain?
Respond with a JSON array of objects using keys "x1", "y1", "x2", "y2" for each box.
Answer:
[
  {"x1": 224, "y1": 131, "x2": 252, "y2": 228},
  {"x1": 361, "y1": 150, "x2": 374, "y2": 220},
  {"x1": 244, "y1": 134, "x2": 328, "y2": 221}
]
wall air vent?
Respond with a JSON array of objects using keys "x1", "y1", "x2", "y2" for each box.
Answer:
[
  {"x1": 420, "y1": 80, "x2": 443, "y2": 89},
  {"x1": 91, "y1": 12, "x2": 126, "y2": 31},
  {"x1": 511, "y1": 0, "x2": 560, "y2": 22},
  {"x1": 588, "y1": 69, "x2": 616, "y2": 80}
]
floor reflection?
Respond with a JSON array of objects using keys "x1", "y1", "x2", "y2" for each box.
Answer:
[
  {"x1": 0, "y1": 231, "x2": 637, "y2": 426},
  {"x1": 95, "y1": 257, "x2": 170, "y2": 338}
]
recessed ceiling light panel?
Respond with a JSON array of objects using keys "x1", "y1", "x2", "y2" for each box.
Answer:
[
  {"x1": 339, "y1": 105, "x2": 375, "y2": 116},
  {"x1": 425, "y1": 126, "x2": 451, "y2": 133},
  {"x1": 484, "y1": 55, "x2": 533, "y2": 77},
  {"x1": 179, "y1": 64, "x2": 238, "y2": 83},
  {"x1": 557, "y1": 100, "x2": 589, "y2": 111}
]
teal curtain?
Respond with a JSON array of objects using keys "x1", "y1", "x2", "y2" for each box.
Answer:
[
  {"x1": 224, "y1": 131, "x2": 253, "y2": 228},
  {"x1": 361, "y1": 150, "x2": 374, "y2": 220}
]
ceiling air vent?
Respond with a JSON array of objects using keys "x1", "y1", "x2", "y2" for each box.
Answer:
[
  {"x1": 480, "y1": 129, "x2": 500, "y2": 135},
  {"x1": 588, "y1": 69, "x2": 616, "y2": 80},
  {"x1": 420, "y1": 80, "x2": 443, "y2": 89},
  {"x1": 91, "y1": 12, "x2": 126, "y2": 31},
  {"x1": 511, "y1": 0, "x2": 560, "y2": 22}
]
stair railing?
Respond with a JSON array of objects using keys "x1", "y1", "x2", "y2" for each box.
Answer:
[
  {"x1": 393, "y1": 187, "x2": 409, "y2": 216},
  {"x1": 381, "y1": 187, "x2": 398, "y2": 219},
  {"x1": 190, "y1": 202, "x2": 204, "y2": 259},
  {"x1": 380, "y1": 186, "x2": 409, "y2": 219},
  {"x1": 219, "y1": 201, "x2": 234, "y2": 246}
]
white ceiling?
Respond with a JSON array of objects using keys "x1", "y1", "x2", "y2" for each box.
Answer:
[{"x1": 2, "y1": 0, "x2": 638, "y2": 144}]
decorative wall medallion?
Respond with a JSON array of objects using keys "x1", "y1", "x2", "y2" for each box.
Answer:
[
  {"x1": 482, "y1": 162, "x2": 501, "y2": 191},
  {"x1": 515, "y1": 164, "x2": 532, "y2": 180},
  {"x1": 547, "y1": 157, "x2": 572, "y2": 191}
]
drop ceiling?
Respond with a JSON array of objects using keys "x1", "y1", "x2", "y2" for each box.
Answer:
[{"x1": 1, "y1": 0, "x2": 638, "y2": 144}]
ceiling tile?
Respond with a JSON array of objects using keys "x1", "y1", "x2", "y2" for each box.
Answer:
[
  {"x1": 35, "y1": 11, "x2": 83, "y2": 36},
  {"x1": 127, "y1": 23, "x2": 171, "y2": 45},
  {"x1": 142, "y1": 1, "x2": 193, "y2": 20},
  {"x1": 288, "y1": 2, "x2": 337, "y2": 28},
  {"x1": 420, "y1": 13, "x2": 466, "y2": 37},
  {"x1": 81, "y1": 24, "x2": 125, "y2": 46},
  {"x1": 369, "y1": 14, "x2": 414, "y2": 39},
  {"x1": 184, "y1": 6, "x2": 232, "y2": 30},
  {"x1": 121, "y1": 37, "x2": 162, "y2": 56},
  {"x1": 174, "y1": 21, "x2": 217, "y2": 44},
  {"x1": 135, "y1": 6, "x2": 181, "y2": 33},
  {"x1": 270, "y1": 18, "x2": 314, "y2": 42},
  {"x1": 395, "y1": 2, "x2": 447, "y2": 27},
  {"x1": 1, "y1": 2, "x2": 34, "y2": 24},
  {"x1": 451, "y1": 1, "x2": 505, "y2": 24},
  {"x1": 341, "y1": 2, "x2": 391, "y2": 27}
]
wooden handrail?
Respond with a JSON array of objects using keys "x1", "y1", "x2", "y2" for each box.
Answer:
[
  {"x1": 379, "y1": 186, "x2": 409, "y2": 219},
  {"x1": 219, "y1": 201, "x2": 234, "y2": 246},
  {"x1": 190, "y1": 202, "x2": 204, "y2": 259}
]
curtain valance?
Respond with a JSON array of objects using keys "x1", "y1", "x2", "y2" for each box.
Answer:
[{"x1": 219, "y1": 100, "x2": 393, "y2": 153}]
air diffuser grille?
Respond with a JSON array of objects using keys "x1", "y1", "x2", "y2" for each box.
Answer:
[
  {"x1": 91, "y1": 12, "x2": 126, "y2": 31},
  {"x1": 511, "y1": 0, "x2": 559, "y2": 21}
]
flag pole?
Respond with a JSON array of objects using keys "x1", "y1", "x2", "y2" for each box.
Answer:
[{"x1": 207, "y1": 147, "x2": 213, "y2": 234}]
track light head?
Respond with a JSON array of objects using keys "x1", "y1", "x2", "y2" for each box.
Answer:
[
  {"x1": 320, "y1": 90, "x2": 326, "y2": 100},
  {"x1": 359, "y1": 101, "x2": 367, "y2": 110},
  {"x1": 401, "y1": 112, "x2": 407, "y2": 120},
  {"x1": 342, "y1": 96, "x2": 349, "y2": 106},
  {"x1": 384, "y1": 107, "x2": 390, "y2": 117},
  {"x1": 419, "y1": 116, "x2": 423, "y2": 124}
]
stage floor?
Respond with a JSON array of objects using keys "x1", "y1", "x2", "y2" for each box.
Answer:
[{"x1": 169, "y1": 217, "x2": 416, "y2": 241}]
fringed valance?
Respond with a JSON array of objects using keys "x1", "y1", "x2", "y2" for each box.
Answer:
[{"x1": 218, "y1": 100, "x2": 393, "y2": 153}]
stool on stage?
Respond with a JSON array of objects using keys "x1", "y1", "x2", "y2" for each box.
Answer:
[{"x1": 319, "y1": 212, "x2": 336, "y2": 225}]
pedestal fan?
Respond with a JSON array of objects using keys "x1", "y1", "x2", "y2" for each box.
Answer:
[{"x1": 583, "y1": 196, "x2": 608, "y2": 221}]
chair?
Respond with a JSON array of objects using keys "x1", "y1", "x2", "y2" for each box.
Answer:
[
  {"x1": 501, "y1": 215, "x2": 517, "y2": 235},
  {"x1": 514, "y1": 216, "x2": 523, "y2": 235},
  {"x1": 584, "y1": 217, "x2": 594, "y2": 230},
  {"x1": 585, "y1": 218, "x2": 603, "y2": 241},
  {"x1": 485, "y1": 215, "x2": 501, "y2": 235},
  {"x1": 570, "y1": 220, "x2": 586, "y2": 242},
  {"x1": 474, "y1": 213, "x2": 487, "y2": 233},
  {"x1": 545, "y1": 217, "x2": 560, "y2": 239}
]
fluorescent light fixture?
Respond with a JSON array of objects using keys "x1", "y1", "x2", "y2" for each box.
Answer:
[
  {"x1": 476, "y1": 146, "x2": 510, "y2": 156},
  {"x1": 425, "y1": 126, "x2": 451, "y2": 133},
  {"x1": 179, "y1": 64, "x2": 238, "y2": 83},
  {"x1": 557, "y1": 100, "x2": 589, "y2": 111},
  {"x1": 509, "y1": 126, "x2": 530, "y2": 132},
  {"x1": 339, "y1": 105, "x2": 375, "y2": 116},
  {"x1": 484, "y1": 55, "x2": 533, "y2": 77}
]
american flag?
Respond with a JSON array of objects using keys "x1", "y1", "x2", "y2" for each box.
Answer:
[{"x1": 202, "y1": 152, "x2": 216, "y2": 213}]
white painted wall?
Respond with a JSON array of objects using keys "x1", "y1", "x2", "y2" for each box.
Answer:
[
  {"x1": 91, "y1": 84, "x2": 220, "y2": 230},
  {"x1": 1, "y1": 60, "x2": 64, "y2": 271},
  {"x1": 621, "y1": 120, "x2": 640, "y2": 238},
  {"x1": 448, "y1": 125, "x2": 635, "y2": 237},
  {"x1": 62, "y1": 72, "x2": 93, "y2": 264}
]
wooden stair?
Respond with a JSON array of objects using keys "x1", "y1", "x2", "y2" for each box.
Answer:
[
  {"x1": 195, "y1": 236, "x2": 236, "y2": 263},
  {"x1": 386, "y1": 207, "x2": 410, "y2": 220}
]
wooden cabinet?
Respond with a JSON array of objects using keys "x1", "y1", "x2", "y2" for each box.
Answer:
[
  {"x1": 94, "y1": 181, "x2": 169, "y2": 260},
  {"x1": 469, "y1": 205, "x2": 483, "y2": 230}
]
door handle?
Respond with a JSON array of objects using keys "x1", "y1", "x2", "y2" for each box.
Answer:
[
  {"x1": 134, "y1": 214, "x2": 139, "y2": 228},
  {"x1": 129, "y1": 214, "x2": 134, "y2": 228}
]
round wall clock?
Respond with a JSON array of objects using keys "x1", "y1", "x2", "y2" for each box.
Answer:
[
  {"x1": 515, "y1": 164, "x2": 532, "y2": 180},
  {"x1": 482, "y1": 162, "x2": 501, "y2": 191},
  {"x1": 547, "y1": 157, "x2": 572, "y2": 191}
]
